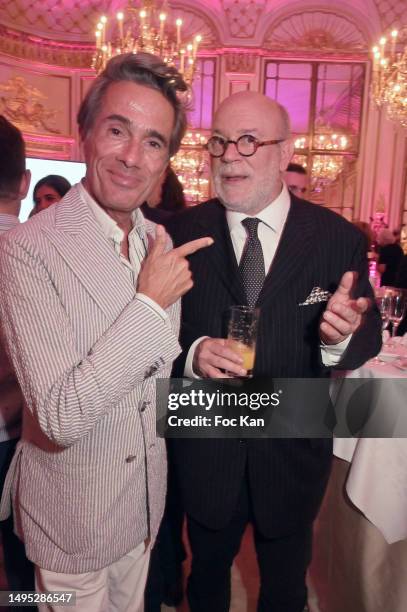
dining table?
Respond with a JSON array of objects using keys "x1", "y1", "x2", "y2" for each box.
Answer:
[{"x1": 308, "y1": 339, "x2": 407, "y2": 612}]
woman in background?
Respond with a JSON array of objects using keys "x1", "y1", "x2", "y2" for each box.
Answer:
[{"x1": 30, "y1": 174, "x2": 71, "y2": 217}]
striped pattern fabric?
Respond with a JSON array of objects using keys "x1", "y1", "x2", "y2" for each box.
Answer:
[
  {"x1": 0, "y1": 214, "x2": 22, "y2": 442},
  {"x1": 169, "y1": 196, "x2": 382, "y2": 537},
  {"x1": 0, "y1": 185, "x2": 181, "y2": 573}
]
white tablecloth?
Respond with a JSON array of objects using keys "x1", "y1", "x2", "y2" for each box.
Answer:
[{"x1": 333, "y1": 347, "x2": 407, "y2": 544}]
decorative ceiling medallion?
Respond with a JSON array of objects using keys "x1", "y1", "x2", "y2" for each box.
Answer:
[
  {"x1": 265, "y1": 10, "x2": 368, "y2": 53},
  {"x1": 221, "y1": 0, "x2": 266, "y2": 39},
  {"x1": 0, "y1": 75, "x2": 61, "y2": 134},
  {"x1": 374, "y1": 0, "x2": 407, "y2": 32}
]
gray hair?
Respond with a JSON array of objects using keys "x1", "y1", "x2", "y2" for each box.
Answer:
[{"x1": 77, "y1": 53, "x2": 188, "y2": 156}]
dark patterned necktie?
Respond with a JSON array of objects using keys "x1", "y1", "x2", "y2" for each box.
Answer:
[{"x1": 239, "y1": 217, "x2": 265, "y2": 307}]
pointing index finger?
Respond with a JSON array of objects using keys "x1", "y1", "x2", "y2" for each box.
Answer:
[
  {"x1": 336, "y1": 271, "x2": 358, "y2": 297},
  {"x1": 174, "y1": 237, "x2": 214, "y2": 257}
]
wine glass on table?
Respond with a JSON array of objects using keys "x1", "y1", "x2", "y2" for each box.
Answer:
[
  {"x1": 372, "y1": 295, "x2": 391, "y2": 363},
  {"x1": 388, "y1": 294, "x2": 406, "y2": 344}
]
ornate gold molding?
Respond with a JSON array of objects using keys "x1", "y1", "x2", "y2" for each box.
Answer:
[
  {"x1": 24, "y1": 135, "x2": 75, "y2": 160},
  {"x1": 0, "y1": 75, "x2": 62, "y2": 134},
  {"x1": 224, "y1": 52, "x2": 258, "y2": 74},
  {"x1": 0, "y1": 26, "x2": 92, "y2": 68}
]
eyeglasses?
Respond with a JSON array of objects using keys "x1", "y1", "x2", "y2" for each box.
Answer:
[{"x1": 205, "y1": 134, "x2": 285, "y2": 158}]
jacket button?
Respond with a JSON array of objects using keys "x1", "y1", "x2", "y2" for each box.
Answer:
[{"x1": 125, "y1": 455, "x2": 137, "y2": 463}]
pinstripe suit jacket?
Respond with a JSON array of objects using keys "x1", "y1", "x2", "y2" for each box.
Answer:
[
  {"x1": 0, "y1": 185, "x2": 181, "y2": 573},
  {"x1": 169, "y1": 196, "x2": 382, "y2": 538}
]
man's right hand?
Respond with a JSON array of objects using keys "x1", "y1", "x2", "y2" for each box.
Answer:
[
  {"x1": 137, "y1": 225, "x2": 213, "y2": 309},
  {"x1": 193, "y1": 338, "x2": 247, "y2": 378}
]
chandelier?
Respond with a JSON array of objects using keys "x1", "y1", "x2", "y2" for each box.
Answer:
[
  {"x1": 371, "y1": 28, "x2": 407, "y2": 127},
  {"x1": 293, "y1": 130, "x2": 350, "y2": 188},
  {"x1": 311, "y1": 155, "x2": 344, "y2": 187},
  {"x1": 171, "y1": 131, "x2": 209, "y2": 204},
  {"x1": 92, "y1": 0, "x2": 202, "y2": 85}
]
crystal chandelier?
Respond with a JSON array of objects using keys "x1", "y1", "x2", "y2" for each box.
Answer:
[
  {"x1": 171, "y1": 131, "x2": 209, "y2": 204},
  {"x1": 293, "y1": 130, "x2": 350, "y2": 188},
  {"x1": 92, "y1": 0, "x2": 202, "y2": 85},
  {"x1": 311, "y1": 155, "x2": 344, "y2": 186},
  {"x1": 371, "y1": 28, "x2": 407, "y2": 127}
]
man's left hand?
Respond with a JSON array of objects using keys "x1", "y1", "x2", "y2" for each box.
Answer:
[{"x1": 319, "y1": 271, "x2": 371, "y2": 345}]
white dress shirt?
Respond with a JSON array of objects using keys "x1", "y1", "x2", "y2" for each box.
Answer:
[
  {"x1": 184, "y1": 183, "x2": 350, "y2": 377},
  {"x1": 79, "y1": 181, "x2": 168, "y2": 322}
]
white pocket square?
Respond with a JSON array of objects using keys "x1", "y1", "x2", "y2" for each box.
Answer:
[{"x1": 299, "y1": 287, "x2": 332, "y2": 306}]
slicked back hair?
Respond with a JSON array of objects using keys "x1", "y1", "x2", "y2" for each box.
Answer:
[{"x1": 77, "y1": 52, "x2": 188, "y2": 157}]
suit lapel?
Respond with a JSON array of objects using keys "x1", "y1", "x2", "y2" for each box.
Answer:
[
  {"x1": 196, "y1": 201, "x2": 247, "y2": 305},
  {"x1": 44, "y1": 186, "x2": 135, "y2": 322},
  {"x1": 258, "y1": 197, "x2": 316, "y2": 307}
]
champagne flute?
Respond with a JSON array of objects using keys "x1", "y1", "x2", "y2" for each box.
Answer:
[
  {"x1": 388, "y1": 294, "x2": 406, "y2": 341},
  {"x1": 376, "y1": 295, "x2": 391, "y2": 332},
  {"x1": 373, "y1": 296, "x2": 391, "y2": 363}
]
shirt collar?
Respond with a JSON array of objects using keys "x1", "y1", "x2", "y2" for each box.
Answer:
[
  {"x1": 226, "y1": 182, "x2": 290, "y2": 235},
  {"x1": 0, "y1": 213, "x2": 20, "y2": 233},
  {"x1": 78, "y1": 181, "x2": 146, "y2": 245}
]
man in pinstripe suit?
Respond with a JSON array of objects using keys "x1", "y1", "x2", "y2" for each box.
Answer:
[
  {"x1": 169, "y1": 92, "x2": 381, "y2": 611},
  {"x1": 0, "y1": 54, "x2": 211, "y2": 611}
]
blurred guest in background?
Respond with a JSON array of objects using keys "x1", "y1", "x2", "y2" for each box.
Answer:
[
  {"x1": 395, "y1": 256, "x2": 407, "y2": 335},
  {"x1": 0, "y1": 115, "x2": 35, "y2": 600},
  {"x1": 30, "y1": 174, "x2": 71, "y2": 217},
  {"x1": 141, "y1": 165, "x2": 186, "y2": 225},
  {"x1": 396, "y1": 255, "x2": 407, "y2": 290},
  {"x1": 377, "y1": 228, "x2": 403, "y2": 286},
  {"x1": 283, "y1": 162, "x2": 307, "y2": 197},
  {"x1": 353, "y1": 221, "x2": 374, "y2": 250}
]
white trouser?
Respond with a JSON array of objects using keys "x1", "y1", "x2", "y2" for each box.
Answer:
[{"x1": 35, "y1": 542, "x2": 150, "y2": 612}]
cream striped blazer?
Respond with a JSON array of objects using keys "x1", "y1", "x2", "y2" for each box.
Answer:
[{"x1": 0, "y1": 185, "x2": 180, "y2": 573}]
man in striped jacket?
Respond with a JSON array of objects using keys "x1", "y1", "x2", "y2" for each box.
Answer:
[{"x1": 0, "y1": 55, "x2": 211, "y2": 611}]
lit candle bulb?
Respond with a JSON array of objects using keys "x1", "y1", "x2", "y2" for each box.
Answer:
[
  {"x1": 100, "y1": 15, "x2": 107, "y2": 45},
  {"x1": 180, "y1": 48, "x2": 185, "y2": 73},
  {"x1": 373, "y1": 50, "x2": 380, "y2": 71},
  {"x1": 379, "y1": 36, "x2": 386, "y2": 58},
  {"x1": 391, "y1": 30, "x2": 398, "y2": 59},
  {"x1": 95, "y1": 30, "x2": 101, "y2": 49},
  {"x1": 140, "y1": 9, "x2": 146, "y2": 32},
  {"x1": 193, "y1": 34, "x2": 202, "y2": 59},
  {"x1": 117, "y1": 12, "x2": 124, "y2": 41},
  {"x1": 97, "y1": 22, "x2": 103, "y2": 49},
  {"x1": 186, "y1": 43, "x2": 193, "y2": 60},
  {"x1": 159, "y1": 13, "x2": 166, "y2": 42},
  {"x1": 176, "y1": 18, "x2": 182, "y2": 47}
]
